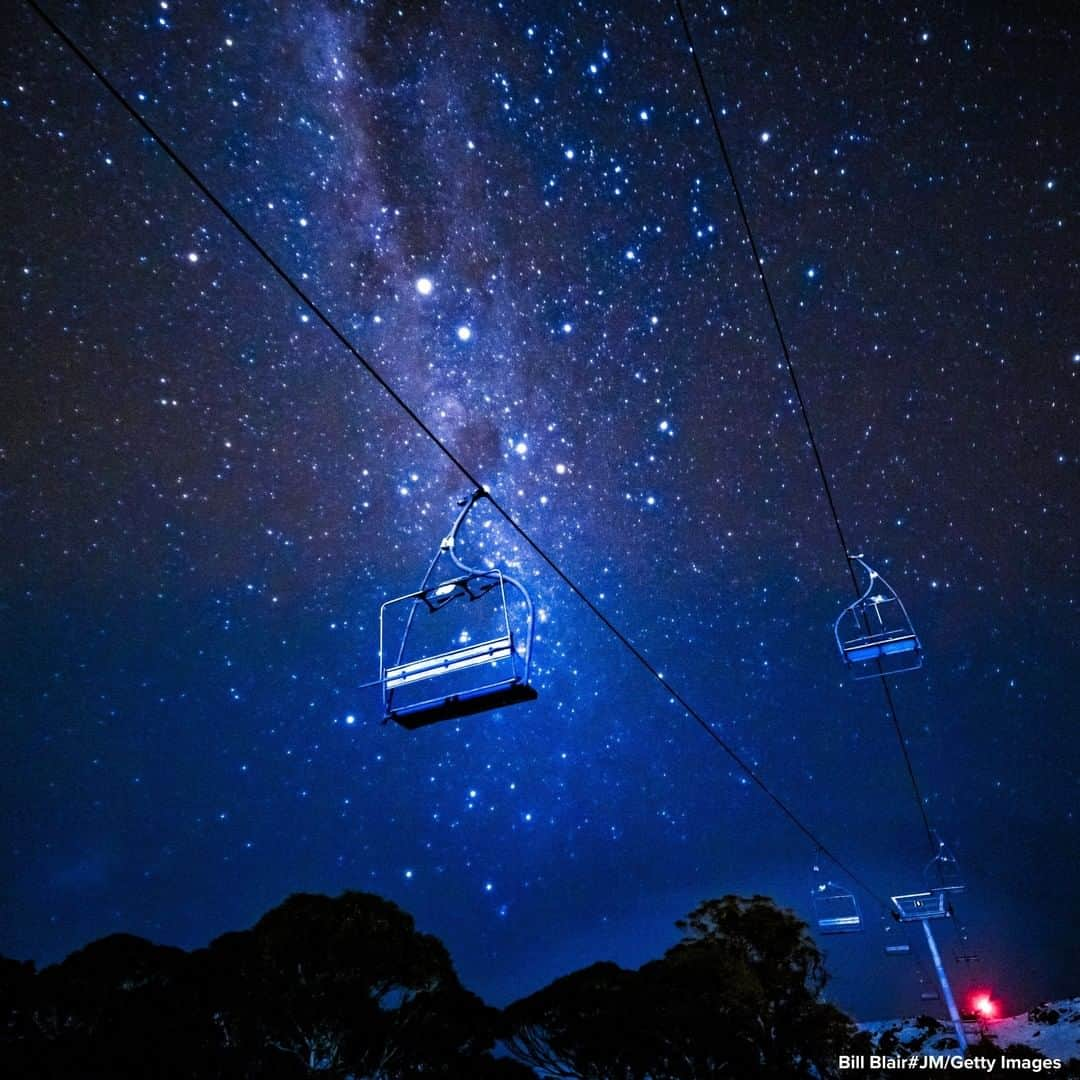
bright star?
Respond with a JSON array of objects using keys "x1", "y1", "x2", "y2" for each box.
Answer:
[
  {"x1": 415, "y1": 277, "x2": 433, "y2": 295},
  {"x1": 457, "y1": 326, "x2": 472, "y2": 342}
]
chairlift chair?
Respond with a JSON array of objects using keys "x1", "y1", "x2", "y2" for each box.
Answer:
[
  {"x1": 835, "y1": 554, "x2": 922, "y2": 678},
  {"x1": 377, "y1": 490, "x2": 537, "y2": 729},
  {"x1": 890, "y1": 887, "x2": 964, "y2": 923},
  {"x1": 810, "y1": 862, "x2": 862, "y2": 934},
  {"x1": 925, "y1": 834, "x2": 964, "y2": 890}
]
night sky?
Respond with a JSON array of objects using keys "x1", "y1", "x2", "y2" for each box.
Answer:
[{"x1": 2, "y1": 0, "x2": 1076, "y2": 1022}]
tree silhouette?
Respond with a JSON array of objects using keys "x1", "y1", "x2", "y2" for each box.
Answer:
[
  {"x1": 201, "y1": 890, "x2": 503, "y2": 1076},
  {"x1": 503, "y1": 895, "x2": 863, "y2": 1079},
  {"x1": 0, "y1": 891, "x2": 868, "y2": 1078},
  {"x1": 502, "y1": 961, "x2": 653, "y2": 1078},
  {"x1": 0, "y1": 892, "x2": 513, "y2": 1078},
  {"x1": 4, "y1": 932, "x2": 222, "y2": 1078}
]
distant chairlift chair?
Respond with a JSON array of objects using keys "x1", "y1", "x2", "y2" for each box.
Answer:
[
  {"x1": 377, "y1": 490, "x2": 537, "y2": 729},
  {"x1": 835, "y1": 554, "x2": 922, "y2": 679},
  {"x1": 810, "y1": 862, "x2": 863, "y2": 934},
  {"x1": 892, "y1": 833, "x2": 967, "y2": 922}
]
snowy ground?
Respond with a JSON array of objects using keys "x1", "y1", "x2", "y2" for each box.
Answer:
[{"x1": 860, "y1": 996, "x2": 1080, "y2": 1064}]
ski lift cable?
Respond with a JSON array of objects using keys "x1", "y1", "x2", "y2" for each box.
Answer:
[
  {"x1": 673, "y1": 0, "x2": 938, "y2": 860},
  {"x1": 27, "y1": 0, "x2": 894, "y2": 911}
]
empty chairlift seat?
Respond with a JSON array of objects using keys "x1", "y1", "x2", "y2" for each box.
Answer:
[
  {"x1": 834, "y1": 554, "x2": 923, "y2": 678},
  {"x1": 375, "y1": 490, "x2": 537, "y2": 729},
  {"x1": 890, "y1": 886, "x2": 964, "y2": 923},
  {"x1": 810, "y1": 863, "x2": 862, "y2": 934}
]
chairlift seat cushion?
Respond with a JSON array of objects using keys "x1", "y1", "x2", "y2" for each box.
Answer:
[
  {"x1": 844, "y1": 633, "x2": 918, "y2": 664},
  {"x1": 818, "y1": 914, "x2": 862, "y2": 932},
  {"x1": 385, "y1": 635, "x2": 514, "y2": 688}
]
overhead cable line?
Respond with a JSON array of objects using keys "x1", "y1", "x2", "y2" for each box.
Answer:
[
  {"x1": 28, "y1": 0, "x2": 893, "y2": 911},
  {"x1": 673, "y1": 0, "x2": 938, "y2": 861}
]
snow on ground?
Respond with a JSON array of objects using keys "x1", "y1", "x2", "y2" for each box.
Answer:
[{"x1": 860, "y1": 996, "x2": 1080, "y2": 1063}]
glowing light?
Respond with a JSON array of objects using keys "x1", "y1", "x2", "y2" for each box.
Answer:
[
  {"x1": 186, "y1": 252, "x2": 199, "y2": 263},
  {"x1": 345, "y1": 714, "x2": 356, "y2": 725},
  {"x1": 639, "y1": 109, "x2": 649, "y2": 121},
  {"x1": 555, "y1": 463, "x2": 567, "y2": 475},
  {"x1": 514, "y1": 441, "x2": 528, "y2": 456},
  {"x1": 415, "y1": 276, "x2": 433, "y2": 295},
  {"x1": 457, "y1": 325, "x2": 472, "y2": 342},
  {"x1": 760, "y1": 131, "x2": 771, "y2": 143},
  {"x1": 564, "y1": 147, "x2": 575, "y2": 160},
  {"x1": 971, "y1": 993, "x2": 997, "y2": 1020}
]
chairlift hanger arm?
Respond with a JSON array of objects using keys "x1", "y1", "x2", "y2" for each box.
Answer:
[
  {"x1": 387, "y1": 489, "x2": 491, "y2": 672},
  {"x1": 438, "y1": 489, "x2": 536, "y2": 674},
  {"x1": 441, "y1": 488, "x2": 490, "y2": 577}
]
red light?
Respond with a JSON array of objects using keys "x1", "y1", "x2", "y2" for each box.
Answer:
[{"x1": 971, "y1": 993, "x2": 997, "y2": 1020}]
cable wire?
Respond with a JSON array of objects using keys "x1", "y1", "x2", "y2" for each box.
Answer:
[
  {"x1": 673, "y1": 0, "x2": 939, "y2": 860},
  {"x1": 27, "y1": 0, "x2": 895, "y2": 911}
]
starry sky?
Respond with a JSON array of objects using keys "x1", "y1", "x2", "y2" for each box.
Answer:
[{"x1": 1, "y1": 0, "x2": 1076, "y2": 1022}]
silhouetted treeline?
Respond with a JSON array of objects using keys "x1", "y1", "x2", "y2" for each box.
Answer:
[{"x1": 0, "y1": 891, "x2": 871, "y2": 1078}]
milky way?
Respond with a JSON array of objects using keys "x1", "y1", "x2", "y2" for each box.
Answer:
[{"x1": 1, "y1": 1, "x2": 1075, "y2": 1018}]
